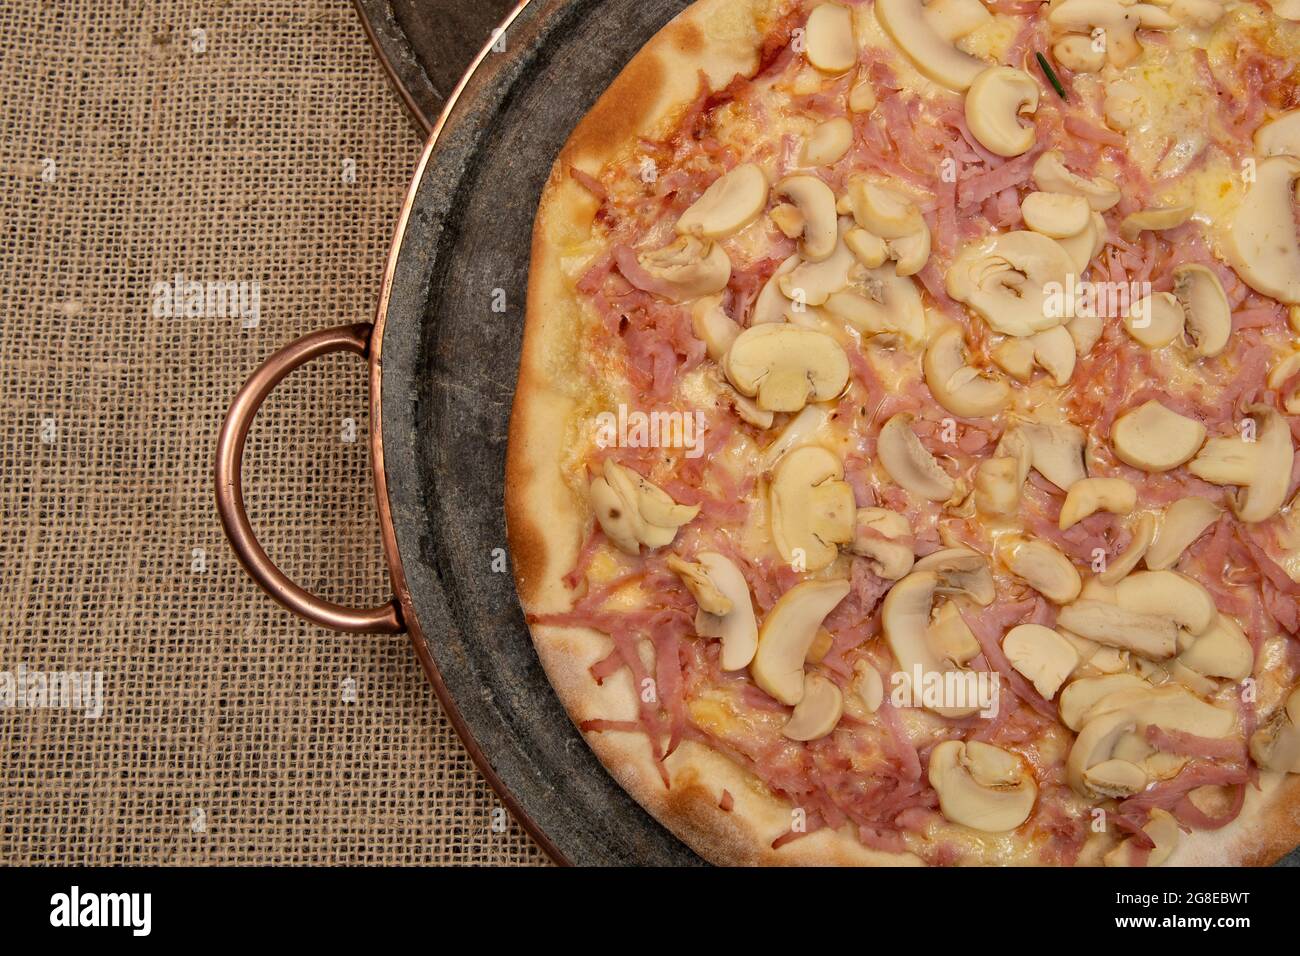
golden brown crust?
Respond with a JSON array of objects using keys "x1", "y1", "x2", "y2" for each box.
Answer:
[{"x1": 505, "y1": 0, "x2": 1300, "y2": 866}]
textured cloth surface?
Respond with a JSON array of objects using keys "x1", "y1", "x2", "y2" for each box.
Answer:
[{"x1": 0, "y1": 0, "x2": 546, "y2": 865}]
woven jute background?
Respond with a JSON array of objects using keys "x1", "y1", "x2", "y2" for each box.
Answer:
[{"x1": 0, "y1": 0, "x2": 546, "y2": 864}]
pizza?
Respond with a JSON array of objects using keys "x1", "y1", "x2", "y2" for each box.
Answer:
[{"x1": 506, "y1": 0, "x2": 1300, "y2": 865}]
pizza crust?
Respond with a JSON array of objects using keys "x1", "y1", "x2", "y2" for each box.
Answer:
[{"x1": 506, "y1": 0, "x2": 1300, "y2": 866}]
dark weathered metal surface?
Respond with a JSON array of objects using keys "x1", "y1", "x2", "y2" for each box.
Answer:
[
  {"x1": 377, "y1": 0, "x2": 704, "y2": 865},
  {"x1": 369, "y1": 0, "x2": 1300, "y2": 868}
]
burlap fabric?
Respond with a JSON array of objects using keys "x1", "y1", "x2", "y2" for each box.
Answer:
[{"x1": 0, "y1": 0, "x2": 546, "y2": 864}]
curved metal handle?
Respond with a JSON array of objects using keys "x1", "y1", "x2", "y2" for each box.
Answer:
[{"x1": 215, "y1": 322, "x2": 404, "y2": 633}]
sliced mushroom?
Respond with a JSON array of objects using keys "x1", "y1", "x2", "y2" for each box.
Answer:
[
  {"x1": 775, "y1": 175, "x2": 839, "y2": 261},
  {"x1": 1104, "y1": 808, "x2": 1180, "y2": 866},
  {"x1": 946, "y1": 231, "x2": 1076, "y2": 336},
  {"x1": 751, "y1": 254, "x2": 801, "y2": 325},
  {"x1": 1052, "y1": 34, "x2": 1105, "y2": 73},
  {"x1": 843, "y1": 227, "x2": 889, "y2": 268},
  {"x1": 1145, "y1": 497, "x2": 1221, "y2": 570},
  {"x1": 875, "y1": 0, "x2": 987, "y2": 91},
  {"x1": 914, "y1": 547, "x2": 996, "y2": 606},
  {"x1": 964, "y1": 67, "x2": 1039, "y2": 158},
  {"x1": 780, "y1": 223, "x2": 858, "y2": 304},
  {"x1": 692, "y1": 552, "x2": 759, "y2": 671},
  {"x1": 721, "y1": 383, "x2": 775, "y2": 429},
  {"x1": 975, "y1": 456, "x2": 1024, "y2": 515},
  {"x1": 998, "y1": 535, "x2": 1082, "y2": 604},
  {"x1": 675, "y1": 163, "x2": 767, "y2": 239},
  {"x1": 1222, "y1": 155, "x2": 1300, "y2": 304},
  {"x1": 1267, "y1": 351, "x2": 1300, "y2": 414},
  {"x1": 1119, "y1": 203, "x2": 1193, "y2": 242},
  {"x1": 923, "y1": 326, "x2": 1011, "y2": 418},
  {"x1": 770, "y1": 446, "x2": 856, "y2": 572},
  {"x1": 851, "y1": 507, "x2": 915, "y2": 580},
  {"x1": 1003, "y1": 623, "x2": 1080, "y2": 698},
  {"x1": 878, "y1": 413, "x2": 956, "y2": 501},
  {"x1": 1114, "y1": 570, "x2": 1216, "y2": 636},
  {"x1": 1032, "y1": 151, "x2": 1121, "y2": 211},
  {"x1": 801, "y1": 117, "x2": 853, "y2": 167},
  {"x1": 634, "y1": 236, "x2": 731, "y2": 302},
  {"x1": 805, "y1": 2, "x2": 858, "y2": 74},
  {"x1": 928, "y1": 600, "x2": 981, "y2": 664},
  {"x1": 591, "y1": 459, "x2": 701, "y2": 554},
  {"x1": 1085, "y1": 682, "x2": 1236, "y2": 737},
  {"x1": 849, "y1": 70, "x2": 877, "y2": 113},
  {"x1": 825, "y1": 266, "x2": 926, "y2": 344},
  {"x1": 1059, "y1": 477, "x2": 1137, "y2": 530},
  {"x1": 691, "y1": 295, "x2": 740, "y2": 362},
  {"x1": 1057, "y1": 211, "x2": 1106, "y2": 275},
  {"x1": 760, "y1": 404, "x2": 830, "y2": 470},
  {"x1": 1019, "y1": 422, "x2": 1087, "y2": 490},
  {"x1": 1179, "y1": 613, "x2": 1252, "y2": 682},
  {"x1": 1172, "y1": 264, "x2": 1230, "y2": 359},
  {"x1": 1021, "y1": 191, "x2": 1091, "y2": 239},
  {"x1": 929, "y1": 740, "x2": 1038, "y2": 832},
  {"x1": 1048, "y1": 0, "x2": 1176, "y2": 70},
  {"x1": 882, "y1": 570, "x2": 982, "y2": 717},
  {"x1": 1059, "y1": 673, "x2": 1150, "y2": 731},
  {"x1": 1067, "y1": 708, "x2": 1139, "y2": 795},
  {"x1": 769, "y1": 203, "x2": 805, "y2": 239},
  {"x1": 854, "y1": 661, "x2": 884, "y2": 712},
  {"x1": 1099, "y1": 512, "x2": 1156, "y2": 585},
  {"x1": 1254, "y1": 109, "x2": 1300, "y2": 158},
  {"x1": 666, "y1": 554, "x2": 733, "y2": 616},
  {"x1": 724, "y1": 324, "x2": 849, "y2": 413},
  {"x1": 751, "y1": 579, "x2": 851, "y2": 705},
  {"x1": 1110, "y1": 400, "x2": 1206, "y2": 473},
  {"x1": 1122, "y1": 292, "x2": 1184, "y2": 349},
  {"x1": 843, "y1": 177, "x2": 924, "y2": 239},
  {"x1": 1188, "y1": 405, "x2": 1292, "y2": 523},
  {"x1": 1030, "y1": 326, "x2": 1076, "y2": 386},
  {"x1": 1084, "y1": 758, "x2": 1149, "y2": 798},
  {"x1": 782, "y1": 672, "x2": 844, "y2": 740},
  {"x1": 888, "y1": 227, "x2": 931, "y2": 277},
  {"x1": 1249, "y1": 686, "x2": 1300, "y2": 773},
  {"x1": 1056, "y1": 599, "x2": 1179, "y2": 659},
  {"x1": 991, "y1": 338, "x2": 1034, "y2": 382}
]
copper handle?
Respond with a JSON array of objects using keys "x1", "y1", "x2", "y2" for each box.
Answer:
[{"x1": 215, "y1": 322, "x2": 404, "y2": 634}]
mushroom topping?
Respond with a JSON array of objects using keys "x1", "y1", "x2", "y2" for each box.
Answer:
[
  {"x1": 1223, "y1": 155, "x2": 1300, "y2": 304},
  {"x1": 1179, "y1": 613, "x2": 1252, "y2": 682},
  {"x1": 782, "y1": 672, "x2": 844, "y2": 741},
  {"x1": 1030, "y1": 326, "x2": 1076, "y2": 386},
  {"x1": 928, "y1": 600, "x2": 981, "y2": 664},
  {"x1": 675, "y1": 163, "x2": 768, "y2": 239},
  {"x1": 666, "y1": 554, "x2": 733, "y2": 616},
  {"x1": 1052, "y1": 34, "x2": 1105, "y2": 73},
  {"x1": 851, "y1": 507, "x2": 915, "y2": 580},
  {"x1": 849, "y1": 71, "x2": 877, "y2": 113},
  {"x1": 1021, "y1": 191, "x2": 1091, "y2": 239},
  {"x1": 1119, "y1": 203, "x2": 1193, "y2": 242},
  {"x1": 590, "y1": 459, "x2": 701, "y2": 554},
  {"x1": 882, "y1": 570, "x2": 983, "y2": 717},
  {"x1": 1110, "y1": 400, "x2": 1206, "y2": 473},
  {"x1": 1172, "y1": 264, "x2": 1230, "y2": 359},
  {"x1": 1190, "y1": 405, "x2": 1292, "y2": 523},
  {"x1": 929, "y1": 740, "x2": 1038, "y2": 832},
  {"x1": 1249, "y1": 687, "x2": 1300, "y2": 773},
  {"x1": 844, "y1": 227, "x2": 889, "y2": 268},
  {"x1": 769, "y1": 203, "x2": 805, "y2": 239},
  {"x1": 775, "y1": 175, "x2": 840, "y2": 261},
  {"x1": 805, "y1": 2, "x2": 858, "y2": 74},
  {"x1": 914, "y1": 547, "x2": 997, "y2": 606},
  {"x1": 1114, "y1": 570, "x2": 1217, "y2": 636},
  {"x1": 991, "y1": 338, "x2": 1034, "y2": 382},
  {"x1": 801, "y1": 117, "x2": 853, "y2": 167},
  {"x1": 770, "y1": 446, "x2": 856, "y2": 572},
  {"x1": 1057, "y1": 211, "x2": 1107, "y2": 275},
  {"x1": 888, "y1": 227, "x2": 931, "y2": 277},
  {"x1": 843, "y1": 177, "x2": 925, "y2": 239},
  {"x1": 946, "y1": 231, "x2": 1076, "y2": 336},
  {"x1": 724, "y1": 324, "x2": 849, "y2": 413},
  {"x1": 751, "y1": 254, "x2": 801, "y2": 325},
  {"x1": 751, "y1": 580, "x2": 850, "y2": 704},
  {"x1": 975, "y1": 456, "x2": 1024, "y2": 516},
  {"x1": 1267, "y1": 351, "x2": 1300, "y2": 414},
  {"x1": 1122, "y1": 292, "x2": 1184, "y2": 349},
  {"x1": 1104, "y1": 808, "x2": 1180, "y2": 867},
  {"x1": 1099, "y1": 512, "x2": 1157, "y2": 585},
  {"x1": 780, "y1": 222, "x2": 858, "y2": 304},
  {"x1": 854, "y1": 661, "x2": 884, "y2": 712},
  {"x1": 691, "y1": 295, "x2": 740, "y2": 362},
  {"x1": 1084, "y1": 758, "x2": 1149, "y2": 798},
  {"x1": 1145, "y1": 497, "x2": 1221, "y2": 570},
  {"x1": 1059, "y1": 477, "x2": 1137, "y2": 530},
  {"x1": 1085, "y1": 683, "x2": 1236, "y2": 738},
  {"x1": 998, "y1": 535, "x2": 1082, "y2": 604},
  {"x1": 1255, "y1": 109, "x2": 1300, "y2": 158},
  {"x1": 1067, "y1": 709, "x2": 1139, "y2": 795},
  {"x1": 1048, "y1": 0, "x2": 1177, "y2": 70},
  {"x1": 691, "y1": 552, "x2": 759, "y2": 671},
  {"x1": 923, "y1": 326, "x2": 1011, "y2": 418},
  {"x1": 964, "y1": 67, "x2": 1039, "y2": 158},
  {"x1": 878, "y1": 413, "x2": 957, "y2": 501},
  {"x1": 825, "y1": 266, "x2": 926, "y2": 344},
  {"x1": 632, "y1": 236, "x2": 731, "y2": 302},
  {"x1": 1032, "y1": 151, "x2": 1121, "y2": 211},
  {"x1": 1056, "y1": 599, "x2": 1178, "y2": 659},
  {"x1": 875, "y1": 0, "x2": 987, "y2": 91},
  {"x1": 721, "y1": 382, "x2": 774, "y2": 429},
  {"x1": 1018, "y1": 422, "x2": 1087, "y2": 490},
  {"x1": 1059, "y1": 673, "x2": 1150, "y2": 731},
  {"x1": 761, "y1": 404, "x2": 830, "y2": 470},
  {"x1": 1003, "y1": 624, "x2": 1080, "y2": 698}
]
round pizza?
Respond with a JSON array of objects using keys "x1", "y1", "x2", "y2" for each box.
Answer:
[{"x1": 506, "y1": 0, "x2": 1300, "y2": 865}]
